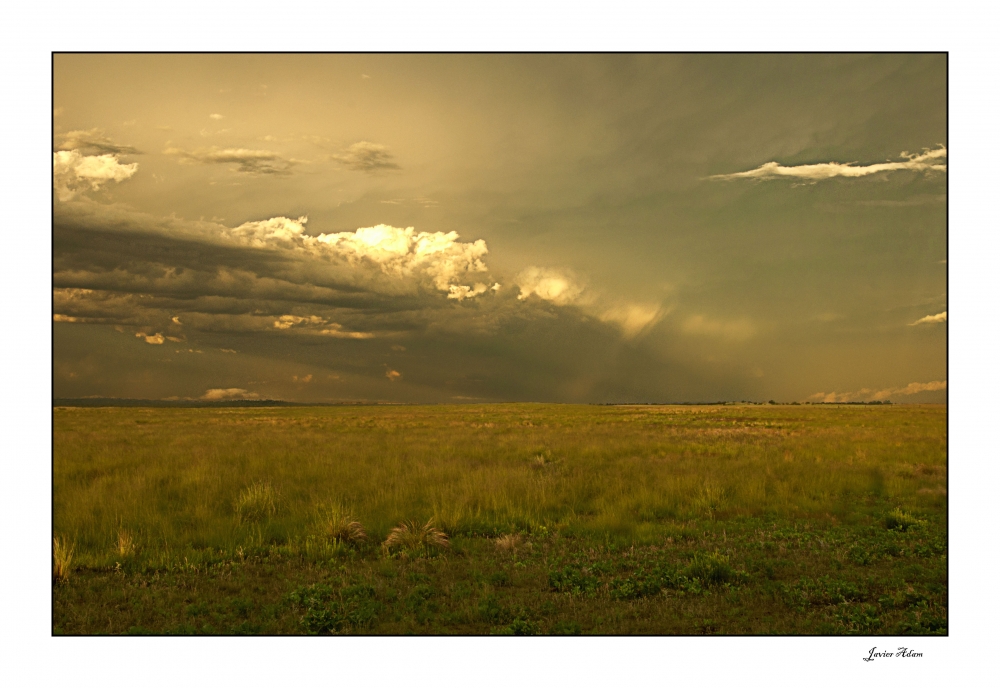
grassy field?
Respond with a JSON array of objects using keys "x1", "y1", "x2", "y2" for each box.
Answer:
[{"x1": 52, "y1": 403, "x2": 947, "y2": 635}]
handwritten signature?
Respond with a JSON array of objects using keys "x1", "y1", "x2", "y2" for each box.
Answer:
[{"x1": 864, "y1": 647, "x2": 923, "y2": 662}]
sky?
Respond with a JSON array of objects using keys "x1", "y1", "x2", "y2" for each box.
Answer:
[{"x1": 52, "y1": 53, "x2": 946, "y2": 404}]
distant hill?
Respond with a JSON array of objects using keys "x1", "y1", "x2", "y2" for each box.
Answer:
[{"x1": 53, "y1": 398, "x2": 344, "y2": 408}]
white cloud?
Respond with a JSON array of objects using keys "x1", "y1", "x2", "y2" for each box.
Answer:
[
  {"x1": 808, "y1": 379, "x2": 946, "y2": 403},
  {"x1": 273, "y1": 314, "x2": 325, "y2": 329},
  {"x1": 709, "y1": 146, "x2": 947, "y2": 182},
  {"x1": 910, "y1": 311, "x2": 946, "y2": 325},
  {"x1": 599, "y1": 303, "x2": 663, "y2": 338},
  {"x1": 385, "y1": 369, "x2": 401, "y2": 381},
  {"x1": 135, "y1": 332, "x2": 165, "y2": 344},
  {"x1": 232, "y1": 216, "x2": 310, "y2": 248},
  {"x1": 201, "y1": 388, "x2": 260, "y2": 401},
  {"x1": 516, "y1": 267, "x2": 583, "y2": 305},
  {"x1": 318, "y1": 325, "x2": 374, "y2": 339},
  {"x1": 315, "y1": 224, "x2": 494, "y2": 299},
  {"x1": 53, "y1": 150, "x2": 138, "y2": 201},
  {"x1": 681, "y1": 314, "x2": 754, "y2": 340},
  {"x1": 209, "y1": 113, "x2": 224, "y2": 120}
]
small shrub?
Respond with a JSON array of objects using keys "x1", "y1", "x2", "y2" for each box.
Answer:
[
  {"x1": 235, "y1": 481, "x2": 277, "y2": 524},
  {"x1": 383, "y1": 519, "x2": 449, "y2": 556},
  {"x1": 848, "y1": 543, "x2": 875, "y2": 566},
  {"x1": 550, "y1": 620, "x2": 583, "y2": 635},
  {"x1": 682, "y1": 551, "x2": 736, "y2": 585},
  {"x1": 53, "y1": 536, "x2": 74, "y2": 584},
  {"x1": 490, "y1": 570, "x2": 511, "y2": 587},
  {"x1": 548, "y1": 566, "x2": 599, "y2": 595},
  {"x1": 884, "y1": 508, "x2": 925, "y2": 532},
  {"x1": 478, "y1": 594, "x2": 514, "y2": 624},
  {"x1": 491, "y1": 618, "x2": 539, "y2": 635}
]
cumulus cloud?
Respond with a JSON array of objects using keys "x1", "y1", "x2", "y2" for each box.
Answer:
[
  {"x1": 331, "y1": 141, "x2": 400, "y2": 172},
  {"x1": 385, "y1": 369, "x2": 401, "y2": 381},
  {"x1": 599, "y1": 303, "x2": 663, "y2": 339},
  {"x1": 163, "y1": 145, "x2": 296, "y2": 174},
  {"x1": 709, "y1": 146, "x2": 947, "y2": 182},
  {"x1": 201, "y1": 388, "x2": 260, "y2": 401},
  {"x1": 314, "y1": 224, "x2": 495, "y2": 299},
  {"x1": 516, "y1": 267, "x2": 583, "y2": 305},
  {"x1": 53, "y1": 150, "x2": 138, "y2": 201},
  {"x1": 910, "y1": 311, "x2": 946, "y2": 325},
  {"x1": 808, "y1": 380, "x2": 946, "y2": 403},
  {"x1": 681, "y1": 314, "x2": 754, "y2": 340},
  {"x1": 56, "y1": 129, "x2": 141, "y2": 156}
]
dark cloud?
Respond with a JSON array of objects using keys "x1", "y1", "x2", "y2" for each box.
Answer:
[
  {"x1": 55, "y1": 129, "x2": 142, "y2": 155},
  {"x1": 331, "y1": 141, "x2": 400, "y2": 173},
  {"x1": 163, "y1": 145, "x2": 296, "y2": 175}
]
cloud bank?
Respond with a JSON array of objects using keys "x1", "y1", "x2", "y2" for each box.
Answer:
[
  {"x1": 808, "y1": 379, "x2": 946, "y2": 403},
  {"x1": 709, "y1": 146, "x2": 947, "y2": 182}
]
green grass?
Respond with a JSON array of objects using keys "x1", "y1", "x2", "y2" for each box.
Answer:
[{"x1": 52, "y1": 403, "x2": 946, "y2": 635}]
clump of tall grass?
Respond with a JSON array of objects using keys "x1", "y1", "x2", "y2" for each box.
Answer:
[
  {"x1": 319, "y1": 505, "x2": 367, "y2": 546},
  {"x1": 383, "y1": 519, "x2": 449, "y2": 556},
  {"x1": 53, "y1": 536, "x2": 74, "y2": 584},
  {"x1": 234, "y1": 481, "x2": 278, "y2": 524},
  {"x1": 884, "y1": 508, "x2": 925, "y2": 532}
]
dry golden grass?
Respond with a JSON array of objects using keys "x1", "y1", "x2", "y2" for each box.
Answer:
[
  {"x1": 53, "y1": 536, "x2": 74, "y2": 584},
  {"x1": 384, "y1": 519, "x2": 450, "y2": 555},
  {"x1": 495, "y1": 533, "x2": 524, "y2": 552}
]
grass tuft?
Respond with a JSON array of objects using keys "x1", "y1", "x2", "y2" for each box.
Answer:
[
  {"x1": 383, "y1": 519, "x2": 449, "y2": 556},
  {"x1": 115, "y1": 527, "x2": 137, "y2": 557},
  {"x1": 235, "y1": 481, "x2": 278, "y2": 524},
  {"x1": 495, "y1": 533, "x2": 524, "y2": 553},
  {"x1": 320, "y1": 506, "x2": 367, "y2": 546},
  {"x1": 683, "y1": 551, "x2": 737, "y2": 585},
  {"x1": 53, "y1": 536, "x2": 75, "y2": 584}
]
